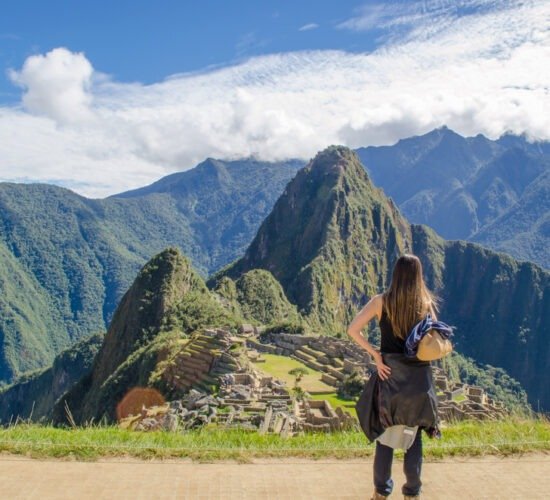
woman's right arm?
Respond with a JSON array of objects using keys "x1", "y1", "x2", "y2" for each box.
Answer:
[{"x1": 346, "y1": 294, "x2": 391, "y2": 380}]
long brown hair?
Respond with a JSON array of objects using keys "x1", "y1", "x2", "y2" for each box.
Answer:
[{"x1": 382, "y1": 254, "x2": 439, "y2": 339}]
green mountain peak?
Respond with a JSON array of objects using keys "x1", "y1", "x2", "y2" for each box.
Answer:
[
  {"x1": 211, "y1": 145, "x2": 411, "y2": 333},
  {"x1": 55, "y1": 247, "x2": 239, "y2": 423}
]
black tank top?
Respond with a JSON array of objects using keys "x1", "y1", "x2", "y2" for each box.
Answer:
[{"x1": 379, "y1": 305, "x2": 406, "y2": 354}]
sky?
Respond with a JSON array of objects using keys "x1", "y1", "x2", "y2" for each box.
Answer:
[{"x1": 0, "y1": 0, "x2": 548, "y2": 197}]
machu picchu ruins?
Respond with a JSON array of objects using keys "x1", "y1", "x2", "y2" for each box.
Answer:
[{"x1": 121, "y1": 326, "x2": 513, "y2": 435}]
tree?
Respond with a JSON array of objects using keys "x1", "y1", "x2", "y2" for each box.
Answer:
[
  {"x1": 337, "y1": 370, "x2": 365, "y2": 400},
  {"x1": 288, "y1": 367, "x2": 309, "y2": 389},
  {"x1": 292, "y1": 386, "x2": 306, "y2": 401}
]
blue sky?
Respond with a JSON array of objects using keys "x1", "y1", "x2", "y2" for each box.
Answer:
[
  {"x1": 0, "y1": 0, "x2": 548, "y2": 197},
  {"x1": 0, "y1": 0, "x2": 385, "y2": 103}
]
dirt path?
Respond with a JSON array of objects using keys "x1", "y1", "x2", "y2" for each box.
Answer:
[{"x1": 2, "y1": 454, "x2": 549, "y2": 499}]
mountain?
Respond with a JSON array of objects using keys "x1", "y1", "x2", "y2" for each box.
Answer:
[
  {"x1": 53, "y1": 248, "x2": 240, "y2": 424},
  {"x1": 0, "y1": 333, "x2": 103, "y2": 423},
  {"x1": 0, "y1": 240, "x2": 67, "y2": 382},
  {"x1": 112, "y1": 157, "x2": 303, "y2": 272},
  {"x1": 356, "y1": 127, "x2": 550, "y2": 267},
  {"x1": 0, "y1": 182, "x2": 192, "y2": 382},
  {"x1": 0, "y1": 158, "x2": 300, "y2": 383},
  {"x1": 212, "y1": 269, "x2": 303, "y2": 327},
  {"x1": 1, "y1": 128, "x2": 548, "y2": 389},
  {"x1": 357, "y1": 127, "x2": 497, "y2": 206},
  {"x1": 213, "y1": 146, "x2": 550, "y2": 410},
  {"x1": 472, "y1": 169, "x2": 550, "y2": 268},
  {"x1": 209, "y1": 146, "x2": 411, "y2": 333}
]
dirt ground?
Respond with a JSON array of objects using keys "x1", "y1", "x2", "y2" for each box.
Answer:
[{"x1": 1, "y1": 453, "x2": 549, "y2": 499}]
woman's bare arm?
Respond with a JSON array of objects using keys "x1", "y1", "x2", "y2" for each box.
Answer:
[
  {"x1": 346, "y1": 294, "x2": 391, "y2": 380},
  {"x1": 346, "y1": 294, "x2": 382, "y2": 356}
]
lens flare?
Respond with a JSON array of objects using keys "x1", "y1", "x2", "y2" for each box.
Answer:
[{"x1": 116, "y1": 387, "x2": 165, "y2": 421}]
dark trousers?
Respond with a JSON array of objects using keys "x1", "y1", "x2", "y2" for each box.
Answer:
[{"x1": 373, "y1": 429, "x2": 422, "y2": 497}]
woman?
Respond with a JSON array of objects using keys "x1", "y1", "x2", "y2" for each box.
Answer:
[{"x1": 347, "y1": 254, "x2": 439, "y2": 500}]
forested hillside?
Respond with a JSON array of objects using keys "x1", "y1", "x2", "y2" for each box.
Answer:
[
  {"x1": 0, "y1": 333, "x2": 103, "y2": 423},
  {"x1": 0, "y1": 159, "x2": 300, "y2": 382}
]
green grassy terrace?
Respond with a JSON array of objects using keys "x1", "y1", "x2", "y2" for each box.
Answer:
[
  {"x1": 252, "y1": 353, "x2": 355, "y2": 413},
  {"x1": 252, "y1": 353, "x2": 334, "y2": 394},
  {"x1": 0, "y1": 419, "x2": 548, "y2": 461}
]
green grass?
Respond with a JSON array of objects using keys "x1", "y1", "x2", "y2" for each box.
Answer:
[
  {"x1": 0, "y1": 419, "x2": 548, "y2": 461},
  {"x1": 253, "y1": 354, "x2": 356, "y2": 414},
  {"x1": 252, "y1": 354, "x2": 334, "y2": 393}
]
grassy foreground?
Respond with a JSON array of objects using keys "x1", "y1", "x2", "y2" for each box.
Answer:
[{"x1": 0, "y1": 419, "x2": 549, "y2": 462}]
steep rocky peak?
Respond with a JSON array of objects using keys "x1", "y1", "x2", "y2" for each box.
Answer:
[
  {"x1": 302, "y1": 145, "x2": 367, "y2": 181},
  {"x1": 213, "y1": 144, "x2": 411, "y2": 333},
  {"x1": 283, "y1": 145, "x2": 382, "y2": 215},
  {"x1": 93, "y1": 247, "x2": 207, "y2": 383},
  {"x1": 237, "y1": 145, "x2": 386, "y2": 268},
  {"x1": 132, "y1": 247, "x2": 207, "y2": 303}
]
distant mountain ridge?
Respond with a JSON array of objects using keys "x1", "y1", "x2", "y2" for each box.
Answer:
[
  {"x1": 356, "y1": 127, "x2": 550, "y2": 267},
  {"x1": 471, "y1": 168, "x2": 550, "y2": 267},
  {"x1": 111, "y1": 156, "x2": 304, "y2": 273}
]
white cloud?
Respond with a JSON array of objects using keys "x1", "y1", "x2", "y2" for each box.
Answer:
[
  {"x1": 336, "y1": 1, "x2": 515, "y2": 34},
  {"x1": 0, "y1": 0, "x2": 548, "y2": 198},
  {"x1": 337, "y1": 3, "x2": 397, "y2": 32},
  {"x1": 299, "y1": 23, "x2": 319, "y2": 31},
  {"x1": 9, "y1": 47, "x2": 94, "y2": 124}
]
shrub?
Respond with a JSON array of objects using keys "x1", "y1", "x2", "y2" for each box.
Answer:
[{"x1": 337, "y1": 371, "x2": 365, "y2": 400}]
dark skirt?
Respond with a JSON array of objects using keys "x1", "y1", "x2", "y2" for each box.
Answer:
[{"x1": 355, "y1": 353, "x2": 439, "y2": 442}]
